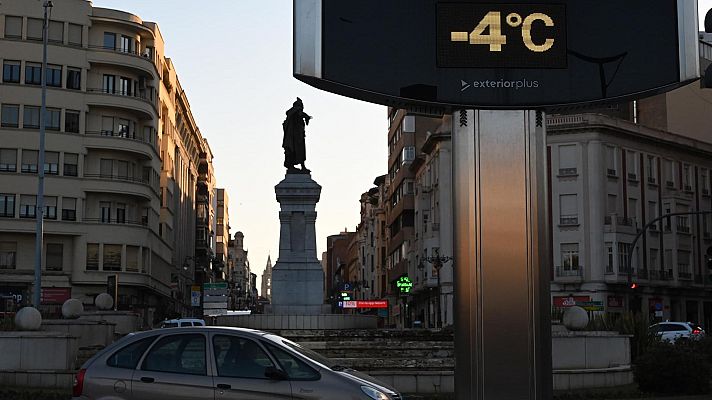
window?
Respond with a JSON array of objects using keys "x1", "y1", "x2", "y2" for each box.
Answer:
[
  {"x1": 558, "y1": 145, "x2": 577, "y2": 175},
  {"x1": 25, "y1": 63, "x2": 42, "y2": 85},
  {"x1": 65, "y1": 110, "x2": 80, "y2": 133},
  {"x1": 606, "y1": 194, "x2": 618, "y2": 215},
  {"x1": 67, "y1": 68, "x2": 81, "y2": 90},
  {"x1": 44, "y1": 151, "x2": 59, "y2": 175},
  {"x1": 605, "y1": 145, "x2": 617, "y2": 176},
  {"x1": 647, "y1": 156, "x2": 657, "y2": 183},
  {"x1": 103, "y1": 32, "x2": 116, "y2": 50},
  {"x1": 650, "y1": 249, "x2": 659, "y2": 270},
  {"x1": 402, "y1": 115, "x2": 415, "y2": 133},
  {"x1": 45, "y1": 64, "x2": 62, "y2": 87},
  {"x1": 626, "y1": 150, "x2": 639, "y2": 179},
  {"x1": 648, "y1": 201, "x2": 658, "y2": 229},
  {"x1": 1, "y1": 104, "x2": 19, "y2": 128},
  {"x1": 86, "y1": 243, "x2": 99, "y2": 270},
  {"x1": 0, "y1": 242, "x2": 16, "y2": 270},
  {"x1": 107, "y1": 337, "x2": 156, "y2": 369},
  {"x1": 0, "y1": 194, "x2": 15, "y2": 218},
  {"x1": 46, "y1": 108, "x2": 60, "y2": 131},
  {"x1": 48, "y1": 20, "x2": 63, "y2": 43},
  {"x1": 618, "y1": 243, "x2": 631, "y2": 273},
  {"x1": 560, "y1": 243, "x2": 579, "y2": 271},
  {"x1": 23, "y1": 106, "x2": 40, "y2": 129},
  {"x1": 116, "y1": 203, "x2": 126, "y2": 224},
  {"x1": 664, "y1": 159, "x2": 675, "y2": 186},
  {"x1": 117, "y1": 161, "x2": 129, "y2": 179},
  {"x1": 0, "y1": 149, "x2": 17, "y2": 172},
  {"x1": 402, "y1": 146, "x2": 415, "y2": 164},
  {"x1": 683, "y1": 164, "x2": 692, "y2": 190},
  {"x1": 27, "y1": 18, "x2": 43, "y2": 40},
  {"x1": 4, "y1": 16, "x2": 22, "y2": 39},
  {"x1": 143, "y1": 334, "x2": 206, "y2": 376},
  {"x1": 264, "y1": 342, "x2": 320, "y2": 380},
  {"x1": 63, "y1": 153, "x2": 78, "y2": 176},
  {"x1": 120, "y1": 35, "x2": 133, "y2": 53},
  {"x1": 702, "y1": 169, "x2": 710, "y2": 194},
  {"x1": 62, "y1": 197, "x2": 76, "y2": 221},
  {"x1": 212, "y1": 335, "x2": 274, "y2": 379},
  {"x1": 21, "y1": 150, "x2": 38, "y2": 173},
  {"x1": 44, "y1": 196, "x2": 57, "y2": 219},
  {"x1": 559, "y1": 194, "x2": 578, "y2": 225},
  {"x1": 20, "y1": 195, "x2": 36, "y2": 218},
  {"x1": 101, "y1": 116, "x2": 114, "y2": 135},
  {"x1": 126, "y1": 246, "x2": 139, "y2": 272},
  {"x1": 101, "y1": 202, "x2": 111, "y2": 223},
  {"x1": 103, "y1": 75, "x2": 115, "y2": 94},
  {"x1": 103, "y1": 244, "x2": 122, "y2": 271},
  {"x1": 100, "y1": 159, "x2": 113, "y2": 178},
  {"x1": 119, "y1": 77, "x2": 131, "y2": 96},
  {"x1": 46, "y1": 243, "x2": 63, "y2": 271},
  {"x1": 68, "y1": 23, "x2": 82, "y2": 46},
  {"x1": 118, "y1": 119, "x2": 129, "y2": 137},
  {"x1": 605, "y1": 243, "x2": 614, "y2": 274},
  {"x1": 3, "y1": 61, "x2": 20, "y2": 83}
]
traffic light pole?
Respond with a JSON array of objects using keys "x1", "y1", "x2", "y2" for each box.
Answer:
[{"x1": 626, "y1": 211, "x2": 712, "y2": 311}]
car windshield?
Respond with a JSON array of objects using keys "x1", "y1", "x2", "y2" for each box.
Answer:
[{"x1": 264, "y1": 334, "x2": 336, "y2": 368}]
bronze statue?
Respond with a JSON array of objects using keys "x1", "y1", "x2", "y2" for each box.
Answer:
[{"x1": 282, "y1": 97, "x2": 312, "y2": 174}]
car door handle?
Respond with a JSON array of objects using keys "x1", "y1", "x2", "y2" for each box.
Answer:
[
  {"x1": 140, "y1": 377, "x2": 155, "y2": 383},
  {"x1": 217, "y1": 383, "x2": 231, "y2": 390}
]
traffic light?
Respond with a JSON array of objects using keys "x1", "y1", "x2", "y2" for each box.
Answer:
[{"x1": 705, "y1": 247, "x2": 712, "y2": 282}]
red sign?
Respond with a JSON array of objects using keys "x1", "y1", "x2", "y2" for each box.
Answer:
[
  {"x1": 552, "y1": 296, "x2": 590, "y2": 308},
  {"x1": 608, "y1": 296, "x2": 624, "y2": 308},
  {"x1": 41, "y1": 287, "x2": 71, "y2": 305},
  {"x1": 341, "y1": 300, "x2": 389, "y2": 309}
]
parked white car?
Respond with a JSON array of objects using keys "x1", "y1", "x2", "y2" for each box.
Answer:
[
  {"x1": 160, "y1": 318, "x2": 206, "y2": 328},
  {"x1": 649, "y1": 322, "x2": 705, "y2": 343}
]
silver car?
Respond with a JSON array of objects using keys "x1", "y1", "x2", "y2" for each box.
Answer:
[{"x1": 72, "y1": 326, "x2": 401, "y2": 400}]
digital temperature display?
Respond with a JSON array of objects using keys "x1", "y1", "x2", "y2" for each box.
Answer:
[{"x1": 438, "y1": 3, "x2": 567, "y2": 68}]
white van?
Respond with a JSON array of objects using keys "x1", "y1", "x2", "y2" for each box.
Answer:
[{"x1": 159, "y1": 318, "x2": 206, "y2": 328}]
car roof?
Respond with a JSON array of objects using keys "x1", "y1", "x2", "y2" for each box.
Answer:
[
  {"x1": 146, "y1": 326, "x2": 269, "y2": 337},
  {"x1": 163, "y1": 318, "x2": 204, "y2": 323}
]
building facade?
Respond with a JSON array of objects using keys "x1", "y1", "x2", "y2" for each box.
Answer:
[
  {"x1": 260, "y1": 255, "x2": 272, "y2": 303},
  {"x1": 0, "y1": 0, "x2": 217, "y2": 324},
  {"x1": 214, "y1": 188, "x2": 229, "y2": 280},
  {"x1": 228, "y1": 231, "x2": 249, "y2": 310}
]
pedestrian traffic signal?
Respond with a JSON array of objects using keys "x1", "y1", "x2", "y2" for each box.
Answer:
[{"x1": 630, "y1": 283, "x2": 638, "y2": 290}]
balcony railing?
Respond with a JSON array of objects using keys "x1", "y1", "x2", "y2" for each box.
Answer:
[
  {"x1": 607, "y1": 169, "x2": 618, "y2": 177},
  {"x1": 88, "y1": 44, "x2": 155, "y2": 60},
  {"x1": 666, "y1": 181, "x2": 675, "y2": 188},
  {"x1": 649, "y1": 269, "x2": 674, "y2": 281},
  {"x1": 85, "y1": 173, "x2": 150, "y2": 185},
  {"x1": 638, "y1": 269, "x2": 649, "y2": 279},
  {"x1": 558, "y1": 168, "x2": 578, "y2": 177},
  {"x1": 559, "y1": 215, "x2": 579, "y2": 226},
  {"x1": 431, "y1": 222, "x2": 440, "y2": 231},
  {"x1": 555, "y1": 266, "x2": 583, "y2": 278},
  {"x1": 618, "y1": 267, "x2": 635, "y2": 277},
  {"x1": 628, "y1": 173, "x2": 639, "y2": 181},
  {"x1": 86, "y1": 130, "x2": 157, "y2": 149},
  {"x1": 648, "y1": 177, "x2": 657, "y2": 185},
  {"x1": 87, "y1": 88, "x2": 156, "y2": 107},
  {"x1": 82, "y1": 218, "x2": 148, "y2": 227},
  {"x1": 678, "y1": 270, "x2": 693, "y2": 280}
]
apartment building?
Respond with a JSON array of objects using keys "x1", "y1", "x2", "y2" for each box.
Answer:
[
  {"x1": 0, "y1": 0, "x2": 216, "y2": 324},
  {"x1": 214, "y1": 188, "x2": 229, "y2": 279},
  {"x1": 228, "y1": 231, "x2": 250, "y2": 309}
]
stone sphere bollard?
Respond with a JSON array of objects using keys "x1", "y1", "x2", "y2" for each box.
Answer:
[
  {"x1": 62, "y1": 298, "x2": 84, "y2": 319},
  {"x1": 95, "y1": 293, "x2": 114, "y2": 311},
  {"x1": 562, "y1": 306, "x2": 589, "y2": 331},
  {"x1": 14, "y1": 306, "x2": 42, "y2": 331}
]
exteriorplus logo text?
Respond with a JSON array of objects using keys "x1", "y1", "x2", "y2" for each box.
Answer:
[{"x1": 461, "y1": 79, "x2": 540, "y2": 92}]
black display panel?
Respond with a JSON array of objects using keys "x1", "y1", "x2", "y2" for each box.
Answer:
[
  {"x1": 295, "y1": 0, "x2": 699, "y2": 110},
  {"x1": 437, "y1": 3, "x2": 567, "y2": 68}
]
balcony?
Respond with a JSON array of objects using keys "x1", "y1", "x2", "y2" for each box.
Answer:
[
  {"x1": 649, "y1": 269, "x2": 674, "y2": 281},
  {"x1": 87, "y1": 45, "x2": 159, "y2": 78},
  {"x1": 703, "y1": 188, "x2": 710, "y2": 196},
  {"x1": 431, "y1": 222, "x2": 440, "y2": 231},
  {"x1": 628, "y1": 173, "x2": 639, "y2": 182},
  {"x1": 86, "y1": 88, "x2": 157, "y2": 119},
  {"x1": 648, "y1": 177, "x2": 657, "y2": 185},
  {"x1": 559, "y1": 215, "x2": 579, "y2": 226},
  {"x1": 555, "y1": 266, "x2": 583, "y2": 281},
  {"x1": 84, "y1": 173, "x2": 155, "y2": 200},
  {"x1": 558, "y1": 168, "x2": 578, "y2": 177},
  {"x1": 666, "y1": 181, "x2": 676, "y2": 189},
  {"x1": 82, "y1": 217, "x2": 148, "y2": 228},
  {"x1": 607, "y1": 169, "x2": 618, "y2": 178},
  {"x1": 84, "y1": 131, "x2": 157, "y2": 158},
  {"x1": 678, "y1": 270, "x2": 693, "y2": 281}
]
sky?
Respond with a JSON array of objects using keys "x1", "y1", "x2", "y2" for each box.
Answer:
[{"x1": 90, "y1": 0, "x2": 712, "y2": 293}]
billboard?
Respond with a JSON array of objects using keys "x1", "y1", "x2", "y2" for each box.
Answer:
[{"x1": 294, "y1": 0, "x2": 699, "y2": 110}]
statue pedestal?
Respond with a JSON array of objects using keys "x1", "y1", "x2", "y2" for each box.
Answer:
[{"x1": 270, "y1": 173, "x2": 328, "y2": 315}]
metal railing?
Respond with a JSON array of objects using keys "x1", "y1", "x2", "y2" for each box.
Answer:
[
  {"x1": 84, "y1": 173, "x2": 151, "y2": 186},
  {"x1": 555, "y1": 266, "x2": 583, "y2": 278},
  {"x1": 88, "y1": 44, "x2": 154, "y2": 60},
  {"x1": 558, "y1": 168, "x2": 578, "y2": 177},
  {"x1": 559, "y1": 215, "x2": 579, "y2": 226},
  {"x1": 82, "y1": 217, "x2": 148, "y2": 227},
  {"x1": 85, "y1": 130, "x2": 157, "y2": 148}
]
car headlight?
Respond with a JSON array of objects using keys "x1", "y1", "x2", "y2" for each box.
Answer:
[{"x1": 361, "y1": 385, "x2": 390, "y2": 400}]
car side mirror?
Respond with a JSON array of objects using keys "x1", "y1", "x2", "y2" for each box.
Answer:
[{"x1": 265, "y1": 366, "x2": 288, "y2": 381}]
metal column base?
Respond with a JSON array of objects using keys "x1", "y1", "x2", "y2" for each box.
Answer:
[{"x1": 452, "y1": 110, "x2": 552, "y2": 400}]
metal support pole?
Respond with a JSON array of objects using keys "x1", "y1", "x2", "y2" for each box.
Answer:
[
  {"x1": 33, "y1": 1, "x2": 53, "y2": 308},
  {"x1": 452, "y1": 110, "x2": 551, "y2": 400}
]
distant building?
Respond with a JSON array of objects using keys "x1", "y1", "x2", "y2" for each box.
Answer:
[
  {"x1": 214, "y1": 188, "x2": 230, "y2": 280},
  {"x1": 260, "y1": 255, "x2": 273, "y2": 303},
  {"x1": 228, "y1": 232, "x2": 249, "y2": 310}
]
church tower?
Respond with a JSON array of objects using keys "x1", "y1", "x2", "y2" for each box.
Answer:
[{"x1": 261, "y1": 256, "x2": 273, "y2": 302}]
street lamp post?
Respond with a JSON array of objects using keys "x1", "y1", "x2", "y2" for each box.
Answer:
[
  {"x1": 33, "y1": 1, "x2": 53, "y2": 308},
  {"x1": 424, "y1": 249, "x2": 453, "y2": 328}
]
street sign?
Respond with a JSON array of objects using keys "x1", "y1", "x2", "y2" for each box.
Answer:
[
  {"x1": 203, "y1": 282, "x2": 228, "y2": 290},
  {"x1": 191, "y1": 286, "x2": 201, "y2": 307},
  {"x1": 340, "y1": 300, "x2": 389, "y2": 309},
  {"x1": 295, "y1": 0, "x2": 699, "y2": 110}
]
